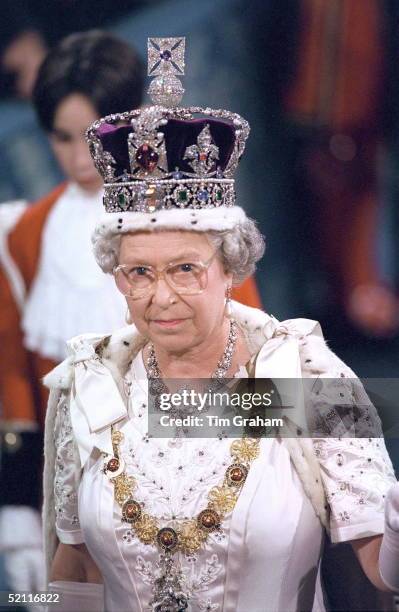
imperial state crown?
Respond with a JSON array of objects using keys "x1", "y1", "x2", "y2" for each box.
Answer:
[{"x1": 86, "y1": 37, "x2": 250, "y2": 219}]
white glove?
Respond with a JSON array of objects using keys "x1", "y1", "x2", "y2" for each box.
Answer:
[
  {"x1": 379, "y1": 481, "x2": 399, "y2": 592},
  {"x1": 0, "y1": 506, "x2": 45, "y2": 592},
  {"x1": 47, "y1": 581, "x2": 104, "y2": 612}
]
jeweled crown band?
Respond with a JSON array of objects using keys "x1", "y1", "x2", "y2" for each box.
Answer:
[{"x1": 104, "y1": 178, "x2": 235, "y2": 213}]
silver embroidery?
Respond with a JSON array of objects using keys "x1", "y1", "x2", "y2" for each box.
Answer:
[
  {"x1": 53, "y1": 395, "x2": 81, "y2": 531},
  {"x1": 135, "y1": 553, "x2": 222, "y2": 611}
]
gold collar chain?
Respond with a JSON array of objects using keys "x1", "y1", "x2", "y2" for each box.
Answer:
[{"x1": 103, "y1": 428, "x2": 260, "y2": 555}]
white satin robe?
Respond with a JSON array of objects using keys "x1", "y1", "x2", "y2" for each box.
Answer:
[{"x1": 49, "y1": 307, "x2": 397, "y2": 612}]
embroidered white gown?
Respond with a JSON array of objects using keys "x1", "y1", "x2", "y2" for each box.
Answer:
[{"x1": 49, "y1": 309, "x2": 397, "y2": 612}]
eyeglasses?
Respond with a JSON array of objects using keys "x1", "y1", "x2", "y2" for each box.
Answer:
[{"x1": 113, "y1": 252, "x2": 218, "y2": 299}]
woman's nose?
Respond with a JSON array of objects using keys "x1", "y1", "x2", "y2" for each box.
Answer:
[{"x1": 151, "y1": 276, "x2": 178, "y2": 306}]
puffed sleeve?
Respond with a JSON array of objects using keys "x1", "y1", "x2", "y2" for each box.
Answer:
[
  {"x1": 53, "y1": 393, "x2": 84, "y2": 544},
  {"x1": 300, "y1": 333, "x2": 397, "y2": 543},
  {"x1": 313, "y1": 436, "x2": 396, "y2": 543}
]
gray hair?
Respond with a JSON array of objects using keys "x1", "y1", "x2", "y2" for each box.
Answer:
[{"x1": 92, "y1": 218, "x2": 265, "y2": 285}]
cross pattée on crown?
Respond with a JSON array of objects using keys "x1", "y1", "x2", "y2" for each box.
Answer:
[
  {"x1": 147, "y1": 37, "x2": 185, "y2": 76},
  {"x1": 147, "y1": 37, "x2": 186, "y2": 107}
]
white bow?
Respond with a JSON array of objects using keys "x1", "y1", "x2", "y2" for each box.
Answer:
[
  {"x1": 67, "y1": 335, "x2": 128, "y2": 466},
  {"x1": 254, "y1": 318, "x2": 322, "y2": 432}
]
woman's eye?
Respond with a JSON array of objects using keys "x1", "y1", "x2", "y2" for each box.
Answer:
[
  {"x1": 131, "y1": 266, "x2": 149, "y2": 276},
  {"x1": 52, "y1": 130, "x2": 72, "y2": 143},
  {"x1": 180, "y1": 263, "x2": 194, "y2": 272}
]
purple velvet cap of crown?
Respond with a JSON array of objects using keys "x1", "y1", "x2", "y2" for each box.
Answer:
[{"x1": 96, "y1": 117, "x2": 236, "y2": 178}]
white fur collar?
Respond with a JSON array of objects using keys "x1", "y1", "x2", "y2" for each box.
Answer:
[{"x1": 43, "y1": 301, "x2": 339, "y2": 391}]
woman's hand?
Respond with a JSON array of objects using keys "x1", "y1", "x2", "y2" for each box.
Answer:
[{"x1": 51, "y1": 543, "x2": 103, "y2": 583}]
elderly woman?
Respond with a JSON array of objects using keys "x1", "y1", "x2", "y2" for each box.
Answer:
[{"x1": 43, "y1": 38, "x2": 399, "y2": 612}]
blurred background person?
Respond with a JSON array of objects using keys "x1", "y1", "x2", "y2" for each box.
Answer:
[
  {"x1": 0, "y1": 0, "x2": 150, "y2": 100},
  {"x1": 0, "y1": 30, "x2": 145, "y2": 595},
  {"x1": 283, "y1": 0, "x2": 399, "y2": 339}
]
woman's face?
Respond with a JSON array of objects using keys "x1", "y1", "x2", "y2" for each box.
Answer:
[
  {"x1": 50, "y1": 93, "x2": 103, "y2": 193},
  {"x1": 118, "y1": 230, "x2": 232, "y2": 354}
]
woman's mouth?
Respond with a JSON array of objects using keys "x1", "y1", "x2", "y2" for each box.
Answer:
[{"x1": 152, "y1": 319, "x2": 186, "y2": 328}]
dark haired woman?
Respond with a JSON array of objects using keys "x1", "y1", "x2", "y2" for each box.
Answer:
[{"x1": 0, "y1": 29, "x2": 145, "y2": 593}]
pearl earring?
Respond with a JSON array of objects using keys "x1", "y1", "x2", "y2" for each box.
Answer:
[
  {"x1": 225, "y1": 286, "x2": 232, "y2": 317},
  {"x1": 125, "y1": 308, "x2": 132, "y2": 325}
]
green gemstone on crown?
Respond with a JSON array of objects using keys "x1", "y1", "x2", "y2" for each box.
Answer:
[
  {"x1": 216, "y1": 189, "x2": 223, "y2": 201},
  {"x1": 117, "y1": 191, "x2": 131, "y2": 210},
  {"x1": 177, "y1": 189, "x2": 188, "y2": 202}
]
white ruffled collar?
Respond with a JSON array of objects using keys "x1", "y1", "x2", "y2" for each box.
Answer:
[{"x1": 21, "y1": 181, "x2": 126, "y2": 361}]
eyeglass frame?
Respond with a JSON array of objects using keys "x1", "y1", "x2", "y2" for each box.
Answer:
[{"x1": 113, "y1": 251, "x2": 219, "y2": 299}]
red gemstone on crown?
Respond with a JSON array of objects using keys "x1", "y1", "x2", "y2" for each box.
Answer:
[{"x1": 135, "y1": 144, "x2": 159, "y2": 172}]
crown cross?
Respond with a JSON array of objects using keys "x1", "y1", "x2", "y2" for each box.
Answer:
[
  {"x1": 148, "y1": 37, "x2": 185, "y2": 76},
  {"x1": 147, "y1": 37, "x2": 186, "y2": 107}
]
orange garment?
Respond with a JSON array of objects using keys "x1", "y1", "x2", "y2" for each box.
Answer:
[
  {"x1": 0, "y1": 184, "x2": 65, "y2": 427},
  {"x1": 0, "y1": 183, "x2": 262, "y2": 428},
  {"x1": 284, "y1": 0, "x2": 385, "y2": 296},
  {"x1": 285, "y1": 0, "x2": 383, "y2": 130},
  {"x1": 232, "y1": 278, "x2": 262, "y2": 311}
]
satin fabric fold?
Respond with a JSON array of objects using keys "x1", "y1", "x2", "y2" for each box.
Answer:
[
  {"x1": 67, "y1": 335, "x2": 128, "y2": 466},
  {"x1": 253, "y1": 317, "x2": 322, "y2": 433}
]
